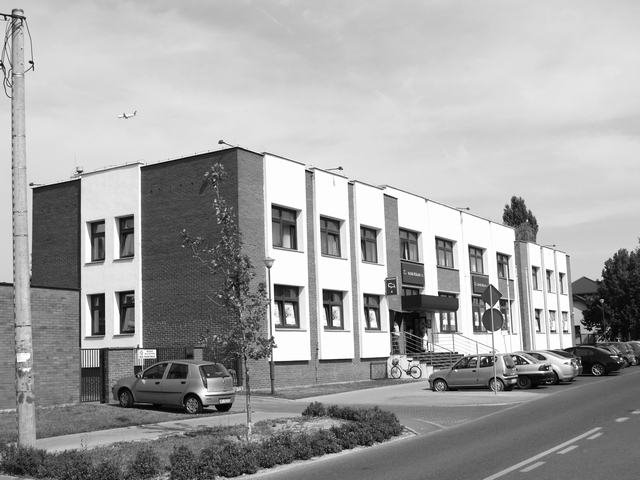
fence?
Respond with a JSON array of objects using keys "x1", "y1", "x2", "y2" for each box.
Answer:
[{"x1": 80, "y1": 349, "x2": 105, "y2": 402}]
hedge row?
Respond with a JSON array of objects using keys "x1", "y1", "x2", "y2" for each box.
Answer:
[{"x1": 0, "y1": 403, "x2": 403, "y2": 480}]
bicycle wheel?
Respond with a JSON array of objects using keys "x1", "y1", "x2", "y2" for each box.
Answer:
[
  {"x1": 390, "y1": 365, "x2": 402, "y2": 379},
  {"x1": 409, "y1": 365, "x2": 422, "y2": 379}
]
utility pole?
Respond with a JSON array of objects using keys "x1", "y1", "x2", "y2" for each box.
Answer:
[{"x1": 6, "y1": 8, "x2": 36, "y2": 447}]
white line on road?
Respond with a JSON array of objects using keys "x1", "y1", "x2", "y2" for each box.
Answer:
[
  {"x1": 412, "y1": 418, "x2": 447, "y2": 429},
  {"x1": 588, "y1": 432, "x2": 603, "y2": 440},
  {"x1": 557, "y1": 445, "x2": 578, "y2": 455},
  {"x1": 615, "y1": 417, "x2": 629, "y2": 423},
  {"x1": 632, "y1": 410, "x2": 640, "y2": 415},
  {"x1": 520, "y1": 461, "x2": 545, "y2": 473},
  {"x1": 482, "y1": 427, "x2": 601, "y2": 480}
]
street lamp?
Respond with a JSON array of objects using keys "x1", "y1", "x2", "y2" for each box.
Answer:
[
  {"x1": 599, "y1": 298, "x2": 606, "y2": 341},
  {"x1": 264, "y1": 257, "x2": 275, "y2": 394}
]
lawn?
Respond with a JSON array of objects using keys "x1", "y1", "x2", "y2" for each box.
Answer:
[{"x1": 261, "y1": 378, "x2": 417, "y2": 400}]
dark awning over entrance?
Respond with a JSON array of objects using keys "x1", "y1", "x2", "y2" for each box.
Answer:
[{"x1": 400, "y1": 295, "x2": 459, "y2": 313}]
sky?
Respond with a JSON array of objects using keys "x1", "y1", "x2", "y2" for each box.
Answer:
[{"x1": 1, "y1": 0, "x2": 639, "y2": 284}]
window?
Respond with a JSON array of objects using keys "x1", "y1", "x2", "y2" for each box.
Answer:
[
  {"x1": 118, "y1": 291, "x2": 135, "y2": 334},
  {"x1": 534, "y1": 309, "x2": 542, "y2": 332},
  {"x1": 438, "y1": 293, "x2": 457, "y2": 332},
  {"x1": 273, "y1": 285, "x2": 300, "y2": 328},
  {"x1": 499, "y1": 299, "x2": 511, "y2": 331},
  {"x1": 472, "y1": 296, "x2": 485, "y2": 332},
  {"x1": 90, "y1": 220, "x2": 105, "y2": 262},
  {"x1": 142, "y1": 363, "x2": 167, "y2": 380},
  {"x1": 167, "y1": 363, "x2": 189, "y2": 380},
  {"x1": 497, "y1": 253, "x2": 509, "y2": 279},
  {"x1": 118, "y1": 216, "x2": 134, "y2": 258},
  {"x1": 360, "y1": 227, "x2": 378, "y2": 263},
  {"x1": 562, "y1": 311, "x2": 569, "y2": 333},
  {"x1": 532, "y1": 267, "x2": 540, "y2": 290},
  {"x1": 399, "y1": 229, "x2": 419, "y2": 262},
  {"x1": 546, "y1": 270, "x2": 555, "y2": 293},
  {"x1": 363, "y1": 294, "x2": 380, "y2": 330},
  {"x1": 469, "y1": 246, "x2": 484, "y2": 274},
  {"x1": 89, "y1": 294, "x2": 105, "y2": 336},
  {"x1": 323, "y1": 290, "x2": 344, "y2": 329},
  {"x1": 559, "y1": 273, "x2": 566, "y2": 294},
  {"x1": 436, "y1": 238, "x2": 454, "y2": 268},
  {"x1": 549, "y1": 310, "x2": 557, "y2": 332},
  {"x1": 272, "y1": 206, "x2": 297, "y2": 250},
  {"x1": 402, "y1": 287, "x2": 420, "y2": 296},
  {"x1": 320, "y1": 217, "x2": 341, "y2": 257}
]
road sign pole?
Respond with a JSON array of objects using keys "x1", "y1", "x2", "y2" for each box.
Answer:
[{"x1": 490, "y1": 290, "x2": 497, "y2": 395}]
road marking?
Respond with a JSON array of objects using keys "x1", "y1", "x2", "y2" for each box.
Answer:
[
  {"x1": 520, "y1": 461, "x2": 545, "y2": 472},
  {"x1": 615, "y1": 417, "x2": 629, "y2": 423},
  {"x1": 632, "y1": 410, "x2": 640, "y2": 415},
  {"x1": 557, "y1": 445, "x2": 578, "y2": 455},
  {"x1": 588, "y1": 432, "x2": 602, "y2": 440},
  {"x1": 412, "y1": 418, "x2": 446, "y2": 429},
  {"x1": 482, "y1": 427, "x2": 601, "y2": 480}
]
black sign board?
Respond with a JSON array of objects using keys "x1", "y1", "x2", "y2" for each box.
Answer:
[
  {"x1": 401, "y1": 262, "x2": 425, "y2": 286},
  {"x1": 481, "y1": 308, "x2": 504, "y2": 331},
  {"x1": 471, "y1": 274, "x2": 490, "y2": 294},
  {"x1": 385, "y1": 277, "x2": 398, "y2": 296}
]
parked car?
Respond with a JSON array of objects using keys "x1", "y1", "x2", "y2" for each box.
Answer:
[
  {"x1": 546, "y1": 349, "x2": 583, "y2": 375},
  {"x1": 563, "y1": 346, "x2": 622, "y2": 376},
  {"x1": 594, "y1": 344, "x2": 627, "y2": 367},
  {"x1": 510, "y1": 352, "x2": 554, "y2": 388},
  {"x1": 598, "y1": 342, "x2": 637, "y2": 366},
  {"x1": 428, "y1": 353, "x2": 518, "y2": 392},
  {"x1": 526, "y1": 350, "x2": 579, "y2": 384},
  {"x1": 112, "y1": 360, "x2": 235, "y2": 414},
  {"x1": 626, "y1": 341, "x2": 640, "y2": 362}
]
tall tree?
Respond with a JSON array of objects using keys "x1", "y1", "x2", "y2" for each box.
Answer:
[
  {"x1": 181, "y1": 163, "x2": 273, "y2": 438},
  {"x1": 502, "y1": 196, "x2": 539, "y2": 242}
]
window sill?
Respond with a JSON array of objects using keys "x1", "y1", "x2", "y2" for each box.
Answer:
[
  {"x1": 321, "y1": 254, "x2": 347, "y2": 261},
  {"x1": 86, "y1": 334, "x2": 105, "y2": 338},
  {"x1": 436, "y1": 266, "x2": 458, "y2": 272},
  {"x1": 275, "y1": 327, "x2": 306, "y2": 332},
  {"x1": 85, "y1": 260, "x2": 105, "y2": 266},
  {"x1": 400, "y1": 259, "x2": 423, "y2": 265},
  {"x1": 324, "y1": 328, "x2": 350, "y2": 332},
  {"x1": 364, "y1": 328, "x2": 385, "y2": 333},
  {"x1": 114, "y1": 333, "x2": 135, "y2": 337},
  {"x1": 272, "y1": 246, "x2": 304, "y2": 254},
  {"x1": 361, "y1": 260, "x2": 385, "y2": 267},
  {"x1": 113, "y1": 256, "x2": 134, "y2": 263}
]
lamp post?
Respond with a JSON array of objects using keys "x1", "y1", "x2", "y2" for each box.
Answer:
[
  {"x1": 599, "y1": 298, "x2": 606, "y2": 341},
  {"x1": 264, "y1": 257, "x2": 275, "y2": 394}
]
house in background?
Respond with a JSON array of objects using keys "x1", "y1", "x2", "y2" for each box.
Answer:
[{"x1": 571, "y1": 276, "x2": 600, "y2": 344}]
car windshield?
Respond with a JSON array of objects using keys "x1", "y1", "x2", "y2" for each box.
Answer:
[
  {"x1": 200, "y1": 363, "x2": 230, "y2": 378},
  {"x1": 518, "y1": 352, "x2": 539, "y2": 363},
  {"x1": 549, "y1": 350, "x2": 572, "y2": 358}
]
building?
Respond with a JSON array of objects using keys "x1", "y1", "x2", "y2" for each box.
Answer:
[
  {"x1": 572, "y1": 276, "x2": 600, "y2": 344},
  {"x1": 30, "y1": 146, "x2": 572, "y2": 390}
]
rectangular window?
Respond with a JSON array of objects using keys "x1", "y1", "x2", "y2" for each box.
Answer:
[
  {"x1": 118, "y1": 291, "x2": 135, "y2": 334},
  {"x1": 360, "y1": 227, "x2": 378, "y2": 263},
  {"x1": 497, "y1": 253, "x2": 510, "y2": 279},
  {"x1": 559, "y1": 273, "x2": 566, "y2": 294},
  {"x1": 119, "y1": 216, "x2": 134, "y2": 258},
  {"x1": 546, "y1": 270, "x2": 555, "y2": 293},
  {"x1": 534, "y1": 309, "x2": 542, "y2": 332},
  {"x1": 323, "y1": 290, "x2": 344, "y2": 329},
  {"x1": 562, "y1": 311, "x2": 569, "y2": 333},
  {"x1": 436, "y1": 238, "x2": 454, "y2": 268},
  {"x1": 272, "y1": 206, "x2": 297, "y2": 250},
  {"x1": 472, "y1": 296, "x2": 485, "y2": 332},
  {"x1": 499, "y1": 299, "x2": 511, "y2": 331},
  {"x1": 320, "y1": 217, "x2": 341, "y2": 257},
  {"x1": 438, "y1": 293, "x2": 457, "y2": 332},
  {"x1": 402, "y1": 287, "x2": 420, "y2": 297},
  {"x1": 273, "y1": 285, "x2": 300, "y2": 328},
  {"x1": 549, "y1": 310, "x2": 557, "y2": 332},
  {"x1": 399, "y1": 229, "x2": 419, "y2": 262},
  {"x1": 532, "y1": 267, "x2": 540, "y2": 290},
  {"x1": 89, "y1": 294, "x2": 105, "y2": 336},
  {"x1": 469, "y1": 246, "x2": 484, "y2": 274},
  {"x1": 363, "y1": 294, "x2": 380, "y2": 330},
  {"x1": 90, "y1": 220, "x2": 105, "y2": 262}
]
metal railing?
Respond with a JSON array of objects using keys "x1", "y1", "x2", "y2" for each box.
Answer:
[{"x1": 432, "y1": 332, "x2": 496, "y2": 356}]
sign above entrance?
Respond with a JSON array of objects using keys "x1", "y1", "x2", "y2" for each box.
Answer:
[
  {"x1": 471, "y1": 274, "x2": 490, "y2": 294},
  {"x1": 401, "y1": 261, "x2": 425, "y2": 286},
  {"x1": 481, "y1": 308, "x2": 504, "y2": 331},
  {"x1": 385, "y1": 277, "x2": 398, "y2": 296},
  {"x1": 481, "y1": 284, "x2": 502, "y2": 306}
]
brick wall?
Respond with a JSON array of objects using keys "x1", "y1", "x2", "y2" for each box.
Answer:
[
  {"x1": 0, "y1": 284, "x2": 79, "y2": 409},
  {"x1": 31, "y1": 180, "x2": 81, "y2": 289},
  {"x1": 104, "y1": 349, "x2": 136, "y2": 402}
]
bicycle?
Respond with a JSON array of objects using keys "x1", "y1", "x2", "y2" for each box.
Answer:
[{"x1": 390, "y1": 358, "x2": 422, "y2": 379}]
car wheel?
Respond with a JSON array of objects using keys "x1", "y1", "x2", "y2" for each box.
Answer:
[
  {"x1": 432, "y1": 378, "x2": 448, "y2": 392},
  {"x1": 184, "y1": 395, "x2": 203, "y2": 414},
  {"x1": 591, "y1": 363, "x2": 606, "y2": 376},
  {"x1": 215, "y1": 403, "x2": 232, "y2": 412},
  {"x1": 118, "y1": 389, "x2": 133, "y2": 408},
  {"x1": 517, "y1": 376, "x2": 532, "y2": 389},
  {"x1": 489, "y1": 378, "x2": 505, "y2": 392},
  {"x1": 551, "y1": 372, "x2": 560, "y2": 385}
]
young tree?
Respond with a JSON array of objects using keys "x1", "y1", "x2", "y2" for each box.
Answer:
[
  {"x1": 181, "y1": 163, "x2": 273, "y2": 438},
  {"x1": 502, "y1": 196, "x2": 539, "y2": 242}
]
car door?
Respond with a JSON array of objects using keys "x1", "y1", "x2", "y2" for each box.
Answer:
[
  {"x1": 447, "y1": 356, "x2": 479, "y2": 387},
  {"x1": 159, "y1": 362, "x2": 190, "y2": 406},
  {"x1": 573, "y1": 348, "x2": 593, "y2": 371},
  {"x1": 135, "y1": 362, "x2": 169, "y2": 403}
]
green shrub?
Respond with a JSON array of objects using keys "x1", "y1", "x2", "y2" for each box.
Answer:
[
  {"x1": 197, "y1": 442, "x2": 258, "y2": 479},
  {"x1": 39, "y1": 450, "x2": 93, "y2": 480},
  {"x1": 0, "y1": 444, "x2": 46, "y2": 477},
  {"x1": 305, "y1": 429, "x2": 342, "y2": 456},
  {"x1": 92, "y1": 458, "x2": 123, "y2": 480},
  {"x1": 302, "y1": 401, "x2": 326, "y2": 417},
  {"x1": 196, "y1": 445, "x2": 220, "y2": 479},
  {"x1": 255, "y1": 432, "x2": 296, "y2": 468},
  {"x1": 126, "y1": 445, "x2": 160, "y2": 479},
  {"x1": 169, "y1": 445, "x2": 198, "y2": 480}
]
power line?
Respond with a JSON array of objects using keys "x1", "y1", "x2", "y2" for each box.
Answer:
[{"x1": 1, "y1": 12, "x2": 35, "y2": 98}]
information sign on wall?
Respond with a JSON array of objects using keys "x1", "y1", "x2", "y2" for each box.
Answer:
[{"x1": 401, "y1": 262, "x2": 425, "y2": 286}]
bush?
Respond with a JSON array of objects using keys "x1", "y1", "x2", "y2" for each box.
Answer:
[
  {"x1": 0, "y1": 444, "x2": 46, "y2": 477},
  {"x1": 126, "y1": 445, "x2": 161, "y2": 479},
  {"x1": 302, "y1": 401, "x2": 326, "y2": 417},
  {"x1": 197, "y1": 442, "x2": 258, "y2": 479},
  {"x1": 169, "y1": 445, "x2": 198, "y2": 480},
  {"x1": 92, "y1": 458, "x2": 123, "y2": 480},
  {"x1": 39, "y1": 450, "x2": 93, "y2": 480},
  {"x1": 253, "y1": 433, "x2": 295, "y2": 468}
]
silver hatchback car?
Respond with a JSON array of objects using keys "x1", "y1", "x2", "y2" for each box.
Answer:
[
  {"x1": 428, "y1": 353, "x2": 518, "y2": 392},
  {"x1": 112, "y1": 359, "x2": 235, "y2": 414}
]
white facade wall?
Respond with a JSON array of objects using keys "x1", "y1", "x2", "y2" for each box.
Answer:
[
  {"x1": 263, "y1": 154, "x2": 311, "y2": 362},
  {"x1": 352, "y1": 182, "x2": 389, "y2": 358},
  {"x1": 80, "y1": 164, "x2": 142, "y2": 349}
]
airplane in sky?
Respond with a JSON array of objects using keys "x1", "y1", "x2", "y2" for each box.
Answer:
[{"x1": 117, "y1": 110, "x2": 137, "y2": 119}]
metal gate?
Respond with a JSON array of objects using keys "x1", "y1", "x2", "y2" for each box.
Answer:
[{"x1": 80, "y1": 349, "x2": 105, "y2": 402}]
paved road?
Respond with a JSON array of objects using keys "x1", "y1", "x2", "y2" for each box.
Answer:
[{"x1": 254, "y1": 368, "x2": 640, "y2": 479}]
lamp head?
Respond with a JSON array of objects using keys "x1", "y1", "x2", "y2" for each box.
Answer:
[{"x1": 264, "y1": 257, "x2": 275, "y2": 269}]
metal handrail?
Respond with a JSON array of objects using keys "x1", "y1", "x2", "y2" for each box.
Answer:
[
  {"x1": 403, "y1": 331, "x2": 456, "y2": 354},
  {"x1": 432, "y1": 332, "x2": 496, "y2": 355}
]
